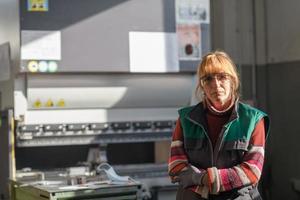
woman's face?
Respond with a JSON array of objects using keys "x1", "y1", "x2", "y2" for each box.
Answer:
[{"x1": 201, "y1": 73, "x2": 233, "y2": 110}]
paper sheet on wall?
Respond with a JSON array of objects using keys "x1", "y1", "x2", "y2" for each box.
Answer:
[
  {"x1": 176, "y1": 0, "x2": 210, "y2": 24},
  {"x1": 21, "y1": 30, "x2": 61, "y2": 60},
  {"x1": 0, "y1": 43, "x2": 10, "y2": 81},
  {"x1": 177, "y1": 24, "x2": 201, "y2": 60},
  {"x1": 129, "y1": 32, "x2": 179, "y2": 73}
]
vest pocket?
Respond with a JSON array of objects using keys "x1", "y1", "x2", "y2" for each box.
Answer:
[
  {"x1": 184, "y1": 139, "x2": 211, "y2": 168},
  {"x1": 224, "y1": 140, "x2": 249, "y2": 151},
  {"x1": 221, "y1": 140, "x2": 249, "y2": 167}
]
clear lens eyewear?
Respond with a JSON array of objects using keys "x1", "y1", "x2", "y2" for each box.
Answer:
[{"x1": 200, "y1": 73, "x2": 231, "y2": 85}]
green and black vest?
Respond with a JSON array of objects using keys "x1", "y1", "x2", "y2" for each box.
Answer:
[{"x1": 178, "y1": 102, "x2": 269, "y2": 169}]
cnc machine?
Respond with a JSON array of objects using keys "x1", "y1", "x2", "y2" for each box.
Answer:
[{"x1": 0, "y1": 0, "x2": 210, "y2": 199}]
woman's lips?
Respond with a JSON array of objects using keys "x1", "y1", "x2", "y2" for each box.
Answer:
[{"x1": 211, "y1": 90, "x2": 224, "y2": 96}]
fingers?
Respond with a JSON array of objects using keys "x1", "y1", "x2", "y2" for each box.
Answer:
[
  {"x1": 171, "y1": 176, "x2": 180, "y2": 183},
  {"x1": 201, "y1": 172, "x2": 208, "y2": 186}
]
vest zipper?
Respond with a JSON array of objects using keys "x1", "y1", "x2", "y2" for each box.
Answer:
[
  {"x1": 185, "y1": 116, "x2": 214, "y2": 166},
  {"x1": 213, "y1": 126, "x2": 227, "y2": 165},
  {"x1": 213, "y1": 118, "x2": 237, "y2": 165}
]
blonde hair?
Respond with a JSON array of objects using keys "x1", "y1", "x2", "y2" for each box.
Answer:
[{"x1": 195, "y1": 51, "x2": 240, "y2": 99}]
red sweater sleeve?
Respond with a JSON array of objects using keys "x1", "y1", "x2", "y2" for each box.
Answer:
[
  {"x1": 168, "y1": 118, "x2": 189, "y2": 176},
  {"x1": 207, "y1": 118, "x2": 266, "y2": 194}
]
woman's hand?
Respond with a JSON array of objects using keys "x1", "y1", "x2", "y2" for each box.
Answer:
[{"x1": 173, "y1": 165, "x2": 207, "y2": 188}]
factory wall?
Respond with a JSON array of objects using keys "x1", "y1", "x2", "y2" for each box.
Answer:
[
  {"x1": 264, "y1": 0, "x2": 300, "y2": 199},
  {"x1": 211, "y1": 0, "x2": 300, "y2": 199}
]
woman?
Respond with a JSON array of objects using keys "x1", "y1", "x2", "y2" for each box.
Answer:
[{"x1": 168, "y1": 51, "x2": 269, "y2": 200}]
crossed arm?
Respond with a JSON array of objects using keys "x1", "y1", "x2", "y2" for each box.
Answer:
[{"x1": 168, "y1": 118, "x2": 266, "y2": 194}]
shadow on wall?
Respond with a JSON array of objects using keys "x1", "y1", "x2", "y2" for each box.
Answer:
[{"x1": 20, "y1": 0, "x2": 131, "y2": 31}]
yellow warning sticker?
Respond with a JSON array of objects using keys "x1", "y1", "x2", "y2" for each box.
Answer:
[{"x1": 27, "y1": 0, "x2": 49, "y2": 12}]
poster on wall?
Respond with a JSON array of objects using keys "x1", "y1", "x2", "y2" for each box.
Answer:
[
  {"x1": 175, "y1": 0, "x2": 209, "y2": 61},
  {"x1": 176, "y1": 0, "x2": 210, "y2": 24},
  {"x1": 27, "y1": 0, "x2": 49, "y2": 12},
  {"x1": 177, "y1": 24, "x2": 201, "y2": 60}
]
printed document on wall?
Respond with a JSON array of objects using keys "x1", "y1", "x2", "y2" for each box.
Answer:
[
  {"x1": 21, "y1": 30, "x2": 61, "y2": 60},
  {"x1": 129, "y1": 32, "x2": 179, "y2": 73},
  {"x1": 176, "y1": 0, "x2": 210, "y2": 24},
  {"x1": 177, "y1": 24, "x2": 201, "y2": 60}
]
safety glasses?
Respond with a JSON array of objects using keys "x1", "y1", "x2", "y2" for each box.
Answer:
[{"x1": 200, "y1": 73, "x2": 231, "y2": 85}]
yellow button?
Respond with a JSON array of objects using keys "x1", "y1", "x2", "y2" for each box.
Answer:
[{"x1": 28, "y1": 61, "x2": 39, "y2": 72}]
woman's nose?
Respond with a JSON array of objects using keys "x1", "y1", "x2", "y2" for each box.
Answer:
[{"x1": 210, "y1": 77, "x2": 221, "y2": 87}]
